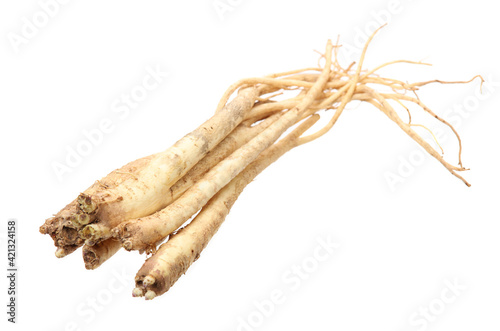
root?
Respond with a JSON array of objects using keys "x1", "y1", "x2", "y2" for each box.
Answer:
[
  {"x1": 133, "y1": 115, "x2": 321, "y2": 299},
  {"x1": 115, "y1": 41, "x2": 334, "y2": 253},
  {"x1": 41, "y1": 25, "x2": 482, "y2": 297}
]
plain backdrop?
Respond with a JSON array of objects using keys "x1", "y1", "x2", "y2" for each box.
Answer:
[{"x1": 1, "y1": 1, "x2": 499, "y2": 331}]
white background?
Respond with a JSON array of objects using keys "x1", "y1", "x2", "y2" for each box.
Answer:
[{"x1": 1, "y1": 1, "x2": 499, "y2": 330}]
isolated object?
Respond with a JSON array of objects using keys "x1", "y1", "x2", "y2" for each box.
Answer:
[{"x1": 40, "y1": 28, "x2": 482, "y2": 300}]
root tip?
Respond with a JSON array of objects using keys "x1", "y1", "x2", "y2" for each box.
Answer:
[
  {"x1": 143, "y1": 275, "x2": 156, "y2": 287},
  {"x1": 123, "y1": 241, "x2": 133, "y2": 251},
  {"x1": 71, "y1": 213, "x2": 91, "y2": 227},
  {"x1": 132, "y1": 287, "x2": 145, "y2": 297},
  {"x1": 55, "y1": 248, "x2": 66, "y2": 258},
  {"x1": 145, "y1": 290, "x2": 156, "y2": 300}
]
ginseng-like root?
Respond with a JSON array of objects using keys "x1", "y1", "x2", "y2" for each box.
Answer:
[
  {"x1": 79, "y1": 114, "x2": 280, "y2": 246},
  {"x1": 113, "y1": 41, "x2": 334, "y2": 253},
  {"x1": 41, "y1": 86, "x2": 261, "y2": 257},
  {"x1": 134, "y1": 115, "x2": 320, "y2": 299},
  {"x1": 40, "y1": 26, "x2": 481, "y2": 299}
]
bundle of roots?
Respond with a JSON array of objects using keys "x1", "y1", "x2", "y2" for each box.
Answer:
[{"x1": 40, "y1": 27, "x2": 482, "y2": 300}]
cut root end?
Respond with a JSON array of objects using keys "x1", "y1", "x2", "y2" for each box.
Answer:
[
  {"x1": 77, "y1": 193, "x2": 98, "y2": 214},
  {"x1": 85, "y1": 239, "x2": 96, "y2": 246},
  {"x1": 41, "y1": 30, "x2": 478, "y2": 301},
  {"x1": 80, "y1": 224, "x2": 111, "y2": 243},
  {"x1": 39, "y1": 224, "x2": 48, "y2": 235},
  {"x1": 70, "y1": 213, "x2": 92, "y2": 227},
  {"x1": 55, "y1": 245, "x2": 79, "y2": 258},
  {"x1": 123, "y1": 241, "x2": 133, "y2": 251},
  {"x1": 83, "y1": 251, "x2": 98, "y2": 270}
]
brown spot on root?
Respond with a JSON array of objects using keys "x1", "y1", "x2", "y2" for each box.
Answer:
[
  {"x1": 60, "y1": 226, "x2": 79, "y2": 244},
  {"x1": 70, "y1": 212, "x2": 93, "y2": 227},
  {"x1": 190, "y1": 128, "x2": 213, "y2": 155},
  {"x1": 123, "y1": 241, "x2": 133, "y2": 251},
  {"x1": 39, "y1": 224, "x2": 48, "y2": 234},
  {"x1": 83, "y1": 250, "x2": 98, "y2": 269},
  {"x1": 82, "y1": 239, "x2": 122, "y2": 269},
  {"x1": 85, "y1": 239, "x2": 96, "y2": 246}
]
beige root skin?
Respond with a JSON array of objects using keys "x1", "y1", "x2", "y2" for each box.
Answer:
[
  {"x1": 132, "y1": 287, "x2": 145, "y2": 297},
  {"x1": 134, "y1": 115, "x2": 320, "y2": 299},
  {"x1": 70, "y1": 212, "x2": 93, "y2": 227},
  {"x1": 41, "y1": 87, "x2": 261, "y2": 257},
  {"x1": 79, "y1": 114, "x2": 280, "y2": 245},
  {"x1": 114, "y1": 41, "x2": 334, "y2": 253},
  {"x1": 91, "y1": 86, "x2": 260, "y2": 227},
  {"x1": 165, "y1": 113, "x2": 281, "y2": 205}
]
